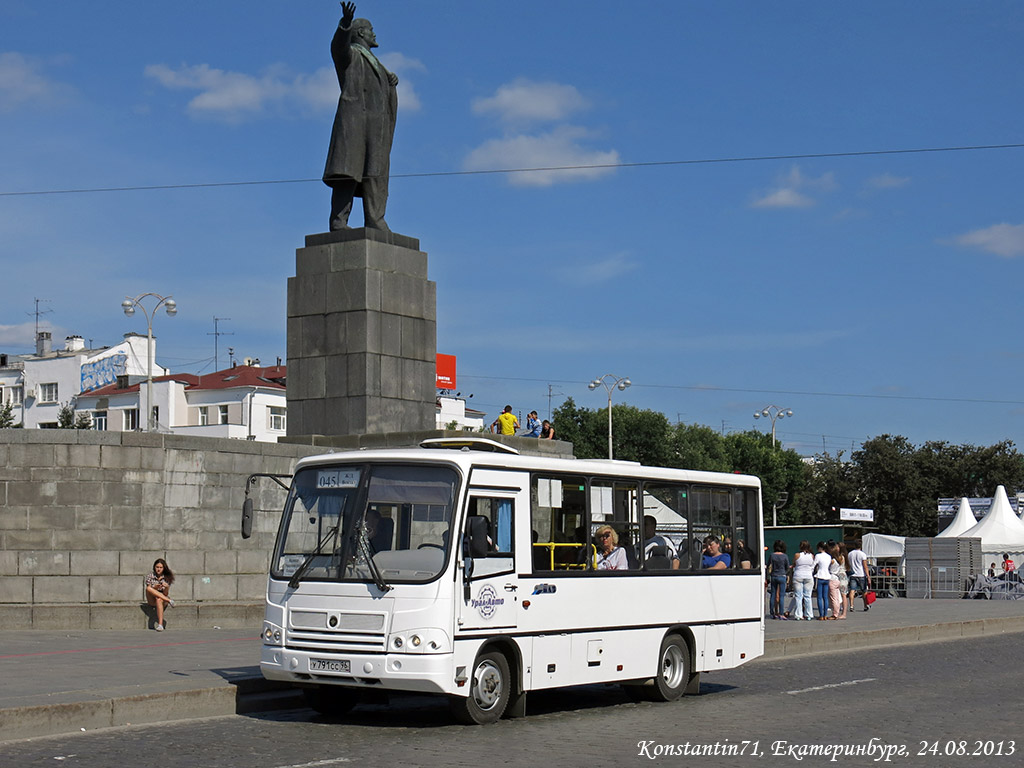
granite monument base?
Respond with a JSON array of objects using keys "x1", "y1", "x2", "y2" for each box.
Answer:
[{"x1": 286, "y1": 228, "x2": 436, "y2": 438}]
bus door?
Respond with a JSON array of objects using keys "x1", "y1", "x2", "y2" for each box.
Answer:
[{"x1": 457, "y1": 469, "x2": 527, "y2": 631}]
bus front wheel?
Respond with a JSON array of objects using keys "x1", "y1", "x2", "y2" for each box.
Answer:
[
  {"x1": 450, "y1": 650, "x2": 510, "y2": 725},
  {"x1": 651, "y1": 635, "x2": 689, "y2": 702}
]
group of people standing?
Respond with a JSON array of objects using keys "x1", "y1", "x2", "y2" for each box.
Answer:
[
  {"x1": 491, "y1": 406, "x2": 555, "y2": 439},
  {"x1": 767, "y1": 538, "x2": 873, "y2": 621}
]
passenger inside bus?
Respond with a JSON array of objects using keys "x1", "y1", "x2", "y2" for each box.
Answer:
[
  {"x1": 643, "y1": 515, "x2": 679, "y2": 570},
  {"x1": 701, "y1": 535, "x2": 731, "y2": 570},
  {"x1": 366, "y1": 510, "x2": 393, "y2": 553},
  {"x1": 594, "y1": 524, "x2": 628, "y2": 570}
]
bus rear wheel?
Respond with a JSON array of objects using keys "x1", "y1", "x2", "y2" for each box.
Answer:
[
  {"x1": 303, "y1": 685, "x2": 360, "y2": 716},
  {"x1": 450, "y1": 650, "x2": 510, "y2": 725},
  {"x1": 650, "y1": 635, "x2": 689, "y2": 702}
]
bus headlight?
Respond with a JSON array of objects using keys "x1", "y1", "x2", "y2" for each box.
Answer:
[
  {"x1": 262, "y1": 621, "x2": 284, "y2": 646},
  {"x1": 387, "y1": 629, "x2": 449, "y2": 654}
]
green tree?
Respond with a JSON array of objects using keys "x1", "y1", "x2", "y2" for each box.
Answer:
[
  {"x1": 551, "y1": 397, "x2": 602, "y2": 457},
  {"x1": 57, "y1": 403, "x2": 93, "y2": 430},
  {"x1": 915, "y1": 440, "x2": 1024, "y2": 503},
  {"x1": 602, "y1": 405, "x2": 671, "y2": 465},
  {"x1": 852, "y1": 434, "x2": 928, "y2": 535},
  {"x1": 724, "y1": 431, "x2": 806, "y2": 526},
  {"x1": 669, "y1": 423, "x2": 731, "y2": 472},
  {"x1": 799, "y1": 451, "x2": 860, "y2": 525},
  {"x1": 0, "y1": 400, "x2": 16, "y2": 428},
  {"x1": 552, "y1": 398, "x2": 671, "y2": 465}
]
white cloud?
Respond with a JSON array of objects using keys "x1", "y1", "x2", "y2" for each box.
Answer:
[
  {"x1": 866, "y1": 173, "x2": 910, "y2": 189},
  {"x1": 0, "y1": 322, "x2": 41, "y2": 346},
  {"x1": 472, "y1": 79, "x2": 589, "y2": 124},
  {"x1": 0, "y1": 52, "x2": 72, "y2": 112},
  {"x1": 561, "y1": 253, "x2": 639, "y2": 284},
  {"x1": 146, "y1": 56, "x2": 423, "y2": 119},
  {"x1": 752, "y1": 188, "x2": 814, "y2": 209},
  {"x1": 145, "y1": 62, "x2": 348, "y2": 120},
  {"x1": 379, "y1": 52, "x2": 425, "y2": 112},
  {"x1": 751, "y1": 165, "x2": 836, "y2": 209},
  {"x1": 954, "y1": 222, "x2": 1024, "y2": 258},
  {"x1": 464, "y1": 126, "x2": 619, "y2": 187}
]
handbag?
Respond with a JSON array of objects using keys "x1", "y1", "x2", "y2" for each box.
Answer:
[{"x1": 864, "y1": 590, "x2": 877, "y2": 606}]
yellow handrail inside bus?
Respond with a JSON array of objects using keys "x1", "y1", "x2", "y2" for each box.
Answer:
[{"x1": 532, "y1": 542, "x2": 595, "y2": 570}]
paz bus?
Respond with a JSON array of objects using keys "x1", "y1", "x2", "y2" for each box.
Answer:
[{"x1": 242, "y1": 437, "x2": 765, "y2": 724}]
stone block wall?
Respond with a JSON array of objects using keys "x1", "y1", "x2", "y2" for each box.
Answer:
[{"x1": 0, "y1": 430, "x2": 320, "y2": 628}]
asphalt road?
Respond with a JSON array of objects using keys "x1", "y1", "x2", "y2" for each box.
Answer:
[{"x1": 2, "y1": 634, "x2": 1019, "y2": 768}]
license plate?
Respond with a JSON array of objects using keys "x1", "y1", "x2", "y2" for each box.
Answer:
[{"x1": 309, "y1": 658, "x2": 350, "y2": 673}]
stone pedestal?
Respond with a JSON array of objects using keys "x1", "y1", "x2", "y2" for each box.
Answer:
[{"x1": 286, "y1": 228, "x2": 436, "y2": 438}]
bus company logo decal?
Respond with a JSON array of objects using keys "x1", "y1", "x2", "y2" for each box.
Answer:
[
  {"x1": 531, "y1": 583, "x2": 557, "y2": 595},
  {"x1": 472, "y1": 584, "x2": 505, "y2": 619}
]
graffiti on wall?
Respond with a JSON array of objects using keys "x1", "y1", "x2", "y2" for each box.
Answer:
[{"x1": 81, "y1": 353, "x2": 127, "y2": 392}]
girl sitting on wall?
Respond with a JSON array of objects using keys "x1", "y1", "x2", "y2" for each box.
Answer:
[{"x1": 145, "y1": 558, "x2": 175, "y2": 631}]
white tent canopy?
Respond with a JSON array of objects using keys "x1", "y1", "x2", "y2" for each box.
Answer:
[
  {"x1": 862, "y1": 533, "x2": 905, "y2": 561},
  {"x1": 961, "y1": 486, "x2": 1024, "y2": 561},
  {"x1": 936, "y1": 497, "x2": 979, "y2": 538}
]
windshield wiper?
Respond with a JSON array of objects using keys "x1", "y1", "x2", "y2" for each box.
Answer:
[
  {"x1": 356, "y1": 522, "x2": 392, "y2": 594},
  {"x1": 287, "y1": 524, "x2": 339, "y2": 589}
]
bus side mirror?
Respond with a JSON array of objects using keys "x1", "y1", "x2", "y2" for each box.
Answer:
[{"x1": 241, "y1": 498, "x2": 254, "y2": 539}]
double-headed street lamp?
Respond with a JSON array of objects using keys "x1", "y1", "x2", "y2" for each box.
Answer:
[
  {"x1": 753, "y1": 404, "x2": 793, "y2": 449},
  {"x1": 122, "y1": 293, "x2": 177, "y2": 432},
  {"x1": 588, "y1": 374, "x2": 631, "y2": 460}
]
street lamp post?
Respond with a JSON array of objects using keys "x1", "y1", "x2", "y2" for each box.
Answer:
[
  {"x1": 753, "y1": 404, "x2": 793, "y2": 449},
  {"x1": 122, "y1": 293, "x2": 177, "y2": 432},
  {"x1": 754, "y1": 405, "x2": 793, "y2": 526},
  {"x1": 588, "y1": 374, "x2": 631, "y2": 460}
]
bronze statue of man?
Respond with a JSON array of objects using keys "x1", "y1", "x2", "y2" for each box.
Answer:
[{"x1": 323, "y1": 1, "x2": 399, "y2": 232}]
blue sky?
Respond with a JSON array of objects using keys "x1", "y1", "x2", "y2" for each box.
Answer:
[{"x1": 3, "y1": 1, "x2": 1024, "y2": 456}]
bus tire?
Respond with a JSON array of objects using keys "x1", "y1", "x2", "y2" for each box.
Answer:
[
  {"x1": 651, "y1": 635, "x2": 689, "y2": 702},
  {"x1": 303, "y1": 685, "x2": 360, "y2": 716},
  {"x1": 450, "y1": 650, "x2": 510, "y2": 725}
]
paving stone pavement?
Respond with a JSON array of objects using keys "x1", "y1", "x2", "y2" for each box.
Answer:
[{"x1": 1, "y1": 597, "x2": 1022, "y2": 742}]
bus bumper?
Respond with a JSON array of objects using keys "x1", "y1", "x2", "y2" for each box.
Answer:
[{"x1": 261, "y1": 645, "x2": 455, "y2": 695}]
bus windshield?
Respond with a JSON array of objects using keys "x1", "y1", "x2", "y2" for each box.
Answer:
[{"x1": 272, "y1": 463, "x2": 459, "y2": 585}]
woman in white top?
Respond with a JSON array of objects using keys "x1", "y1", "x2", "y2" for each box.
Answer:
[
  {"x1": 791, "y1": 541, "x2": 815, "y2": 620},
  {"x1": 594, "y1": 525, "x2": 627, "y2": 570},
  {"x1": 813, "y1": 542, "x2": 833, "y2": 620}
]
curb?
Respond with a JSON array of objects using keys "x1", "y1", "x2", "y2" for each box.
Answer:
[
  {"x1": 761, "y1": 614, "x2": 1024, "y2": 660},
  {"x1": 0, "y1": 678, "x2": 302, "y2": 744}
]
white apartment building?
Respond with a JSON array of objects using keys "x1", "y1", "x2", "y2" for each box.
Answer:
[
  {"x1": 435, "y1": 395, "x2": 485, "y2": 432},
  {"x1": 75, "y1": 363, "x2": 287, "y2": 442},
  {"x1": 0, "y1": 332, "x2": 162, "y2": 429}
]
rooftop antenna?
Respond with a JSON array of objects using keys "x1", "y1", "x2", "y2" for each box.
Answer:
[
  {"x1": 27, "y1": 298, "x2": 53, "y2": 337},
  {"x1": 208, "y1": 317, "x2": 233, "y2": 371}
]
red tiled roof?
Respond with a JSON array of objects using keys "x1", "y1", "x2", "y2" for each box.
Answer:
[{"x1": 82, "y1": 365, "x2": 286, "y2": 396}]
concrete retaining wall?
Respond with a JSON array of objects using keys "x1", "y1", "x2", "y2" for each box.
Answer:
[{"x1": 0, "y1": 430, "x2": 320, "y2": 628}]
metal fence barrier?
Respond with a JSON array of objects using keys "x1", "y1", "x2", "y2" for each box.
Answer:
[{"x1": 903, "y1": 565, "x2": 969, "y2": 599}]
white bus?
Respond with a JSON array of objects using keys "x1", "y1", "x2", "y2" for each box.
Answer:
[{"x1": 242, "y1": 437, "x2": 764, "y2": 724}]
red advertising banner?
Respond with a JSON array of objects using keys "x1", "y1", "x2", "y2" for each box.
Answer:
[{"x1": 436, "y1": 353, "x2": 457, "y2": 389}]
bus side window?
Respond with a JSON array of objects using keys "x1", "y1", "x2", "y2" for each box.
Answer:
[
  {"x1": 466, "y1": 497, "x2": 513, "y2": 555},
  {"x1": 591, "y1": 479, "x2": 640, "y2": 571},
  {"x1": 531, "y1": 475, "x2": 587, "y2": 571}
]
